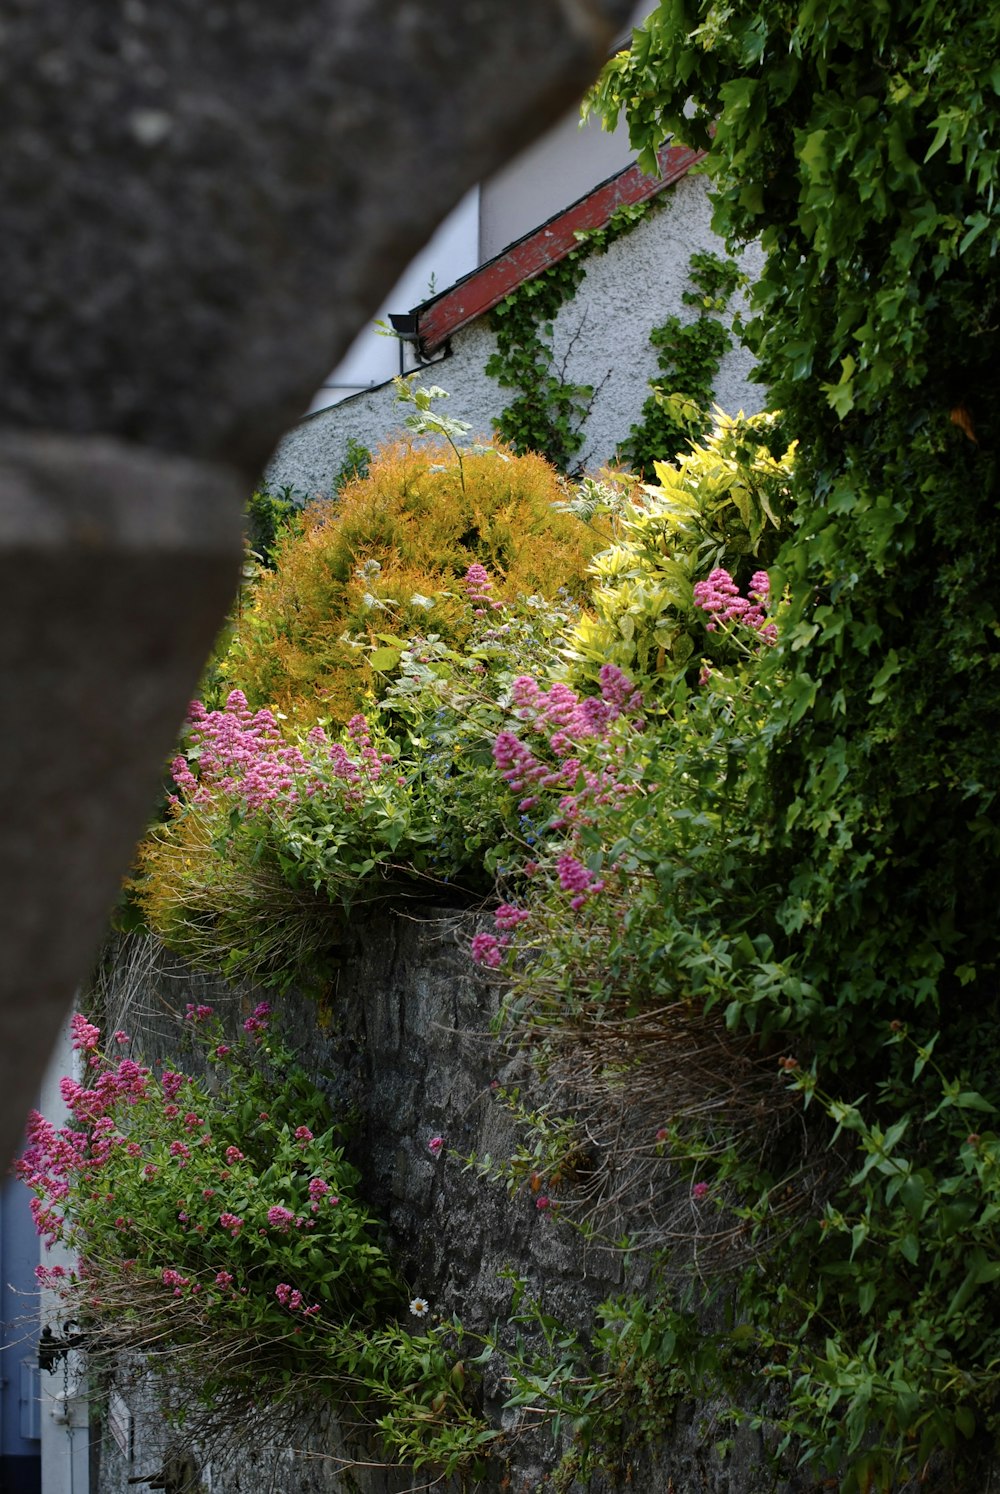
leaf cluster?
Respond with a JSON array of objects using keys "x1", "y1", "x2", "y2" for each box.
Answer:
[{"x1": 620, "y1": 250, "x2": 745, "y2": 473}]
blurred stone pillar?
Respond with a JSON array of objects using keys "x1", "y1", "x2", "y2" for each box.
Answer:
[{"x1": 0, "y1": 0, "x2": 634, "y2": 1161}]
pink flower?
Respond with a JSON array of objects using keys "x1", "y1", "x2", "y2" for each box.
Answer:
[
  {"x1": 308, "y1": 1178, "x2": 331, "y2": 1200},
  {"x1": 470, "y1": 932, "x2": 505, "y2": 968},
  {"x1": 692, "y1": 1181, "x2": 710, "y2": 1201},
  {"x1": 464, "y1": 563, "x2": 496, "y2": 604},
  {"x1": 113, "y1": 1030, "x2": 130, "y2": 1045},
  {"x1": 224, "y1": 1146, "x2": 245, "y2": 1165},
  {"x1": 427, "y1": 1136, "x2": 445, "y2": 1158},
  {"x1": 70, "y1": 1014, "x2": 101, "y2": 1052},
  {"x1": 494, "y1": 903, "x2": 530, "y2": 933},
  {"x1": 219, "y1": 1212, "x2": 244, "y2": 1235},
  {"x1": 536, "y1": 1195, "x2": 550, "y2": 1210},
  {"x1": 294, "y1": 1126, "x2": 313, "y2": 1144},
  {"x1": 266, "y1": 1204, "x2": 296, "y2": 1232}
]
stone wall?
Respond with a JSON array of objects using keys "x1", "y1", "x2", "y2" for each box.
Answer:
[{"x1": 90, "y1": 916, "x2": 803, "y2": 1494}]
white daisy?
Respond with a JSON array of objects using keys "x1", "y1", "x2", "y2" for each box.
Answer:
[{"x1": 409, "y1": 1296, "x2": 429, "y2": 1318}]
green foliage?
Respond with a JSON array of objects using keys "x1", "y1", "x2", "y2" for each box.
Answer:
[
  {"x1": 332, "y1": 436, "x2": 371, "y2": 495},
  {"x1": 20, "y1": 1010, "x2": 495, "y2": 1475},
  {"x1": 245, "y1": 484, "x2": 302, "y2": 567},
  {"x1": 495, "y1": 1273, "x2": 709, "y2": 1488},
  {"x1": 547, "y1": 3, "x2": 1000, "y2": 1484},
  {"x1": 126, "y1": 3, "x2": 1000, "y2": 1472},
  {"x1": 585, "y1": 2, "x2": 1000, "y2": 422},
  {"x1": 487, "y1": 201, "x2": 653, "y2": 469},
  {"x1": 620, "y1": 250, "x2": 744, "y2": 472},
  {"x1": 135, "y1": 590, "x2": 579, "y2": 989},
  {"x1": 564, "y1": 410, "x2": 792, "y2": 694},
  {"x1": 737, "y1": 1034, "x2": 1000, "y2": 1492}
]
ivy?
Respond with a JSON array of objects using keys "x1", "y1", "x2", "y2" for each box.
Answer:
[
  {"x1": 486, "y1": 200, "x2": 654, "y2": 471},
  {"x1": 619, "y1": 249, "x2": 744, "y2": 473},
  {"x1": 577, "y1": 3, "x2": 1000, "y2": 1487}
]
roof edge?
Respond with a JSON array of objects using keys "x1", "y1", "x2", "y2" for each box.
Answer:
[{"x1": 416, "y1": 140, "x2": 706, "y2": 355}]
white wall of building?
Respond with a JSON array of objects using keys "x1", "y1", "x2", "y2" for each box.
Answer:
[
  {"x1": 36, "y1": 1020, "x2": 91, "y2": 1494},
  {"x1": 265, "y1": 173, "x2": 765, "y2": 500}
]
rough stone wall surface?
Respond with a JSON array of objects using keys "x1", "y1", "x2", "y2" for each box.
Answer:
[
  {"x1": 264, "y1": 175, "x2": 766, "y2": 500},
  {"x1": 91, "y1": 920, "x2": 798, "y2": 1494}
]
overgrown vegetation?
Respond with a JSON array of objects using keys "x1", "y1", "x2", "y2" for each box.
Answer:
[
  {"x1": 572, "y1": 1, "x2": 1000, "y2": 1486},
  {"x1": 21, "y1": 1008, "x2": 497, "y2": 1478},
  {"x1": 26, "y1": 2, "x2": 1000, "y2": 1483}
]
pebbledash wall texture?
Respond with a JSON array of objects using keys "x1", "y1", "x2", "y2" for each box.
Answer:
[
  {"x1": 264, "y1": 173, "x2": 766, "y2": 501},
  {"x1": 89, "y1": 916, "x2": 796, "y2": 1494}
]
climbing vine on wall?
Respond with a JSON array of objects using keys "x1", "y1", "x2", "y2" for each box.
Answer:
[
  {"x1": 619, "y1": 249, "x2": 743, "y2": 473},
  {"x1": 486, "y1": 200, "x2": 654, "y2": 471}
]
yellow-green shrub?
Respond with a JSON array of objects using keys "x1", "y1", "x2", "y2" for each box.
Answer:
[
  {"x1": 563, "y1": 411, "x2": 794, "y2": 694},
  {"x1": 219, "y1": 438, "x2": 603, "y2": 725}
]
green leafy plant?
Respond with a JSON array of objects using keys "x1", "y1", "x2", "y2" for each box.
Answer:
[
  {"x1": 620, "y1": 250, "x2": 744, "y2": 472},
  {"x1": 494, "y1": 1273, "x2": 717, "y2": 1491},
  {"x1": 133, "y1": 580, "x2": 579, "y2": 989},
  {"x1": 20, "y1": 1006, "x2": 496, "y2": 1477},
  {"x1": 563, "y1": 409, "x2": 792, "y2": 694}
]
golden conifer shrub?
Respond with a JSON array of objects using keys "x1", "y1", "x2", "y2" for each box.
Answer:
[{"x1": 219, "y1": 438, "x2": 604, "y2": 726}]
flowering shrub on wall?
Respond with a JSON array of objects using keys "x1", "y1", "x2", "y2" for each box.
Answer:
[
  {"x1": 134, "y1": 573, "x2": 578, "y2": 987},
  {"x1": 19, "y1": 1007, "x2": 495, "y2": 1475}
]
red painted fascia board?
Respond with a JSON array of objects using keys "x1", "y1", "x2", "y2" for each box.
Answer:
[{"x1": 417, "y1": 141, "x2": 706, "y2": 354}]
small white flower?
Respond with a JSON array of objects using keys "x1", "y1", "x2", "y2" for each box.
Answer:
[{"x1": 409, "y1": 1296, "x2": 429, "y2": 1318}]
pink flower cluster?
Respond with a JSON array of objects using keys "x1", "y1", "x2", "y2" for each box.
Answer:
[
  {"x1": 70, "y1": 1013, "x2": 100, "y2": 1052},
  {"x1": 468, "y1": 667, "x2": 648, "y2": 970},
  {"x1": 266, "y1": 1204, "x2": 300, "y2": 1232},
  {"x1": 307, "y1": 1177, "x2": 338, "y2": 1213},
  {"x1": 470, "y1": 932, "x2": 506, "y2": 969},
  {"x1": 494, "y1": 666, "x2": 640, "y2": 824},
  {"x1": 494, "y1": 903, "x2": 530, "y2": 932},
  {"x1": 162, "y1": 1070, "x2": 186, "y2": 1100},
  {"x1": 556, "y1": 853, "x2": 605, "y2": 912},
  {"x1": 18, "y1": 1012, "x2": 341, "y2": 1268},
  {"x1": 464, "y1": 562, "x2": 503, "y2": 612},
  {"x1": 692, "y1": 568, "x2": 777, "y2": 643},
  {"x1": 242, "y1": 1000, "x2": 272, "y2": 1038},
  {"x1": 275, "y1": 1281, "x2": 320, "y2": 1317},
  {"x1": 471, "y1": 903, "x2": 533, "y2": 968},
  {"x1": 171, "y1": 690, "x2": 312, "y2": 813}
]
